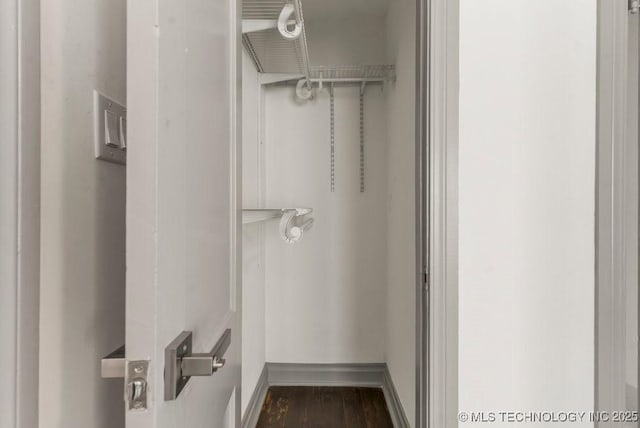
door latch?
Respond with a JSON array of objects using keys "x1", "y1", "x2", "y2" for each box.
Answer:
[
  {"x1": 101, "y1": 346, "x2": 149, "y2": 411},
  {"x1": 631, "y1": 0, "x2": 640, "y2": 14},
  {"x1": 164, "y1": 329, "x2": 231, "y2": 401},
  {"x1": 125, "y1": 360, "x2": 149, "y2": 411}
]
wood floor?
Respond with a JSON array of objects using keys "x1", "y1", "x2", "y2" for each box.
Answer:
[{"x1": 255, "y1": 386, "x2": 394, "y2": 428}]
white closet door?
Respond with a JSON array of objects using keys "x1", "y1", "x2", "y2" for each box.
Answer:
[{"x1": 126, "y1": 0, "x2": 241, "y2": 426}]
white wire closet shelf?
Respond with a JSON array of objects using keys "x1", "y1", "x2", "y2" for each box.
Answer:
[
  {"x1": 242, "y1": 0, "x2": 311, "y2": 80},
  {"x1": 242, "y1": 1, "x2": 395, "y2": 85},
  {"x1": 311, "y1": 65, "x2": 395, "y2": 81}
]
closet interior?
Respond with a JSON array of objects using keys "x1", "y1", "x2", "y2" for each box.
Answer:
[{"x1": 240, "y1": 0, "x2": 417, "y2": 425}]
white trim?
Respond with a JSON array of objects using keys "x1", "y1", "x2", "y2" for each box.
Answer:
[
  {"x1": 241, "y1": 365, "x2": 268, "y2": 428},
  {"x1": 417, "y1": 0, "x2": 459, "y2": 427},
  {"x1": 382, "y1": 366, "x2": 412, "y2": 428},
  {"x1": 594, "y1": 1, "x2": 633, "y2": 425},
  {"x1": 1, "y1": 0, "x2": 40, "y2": 427},
  {"x1": 0, "y1": 1, "x2": 20, "y2": 425}
]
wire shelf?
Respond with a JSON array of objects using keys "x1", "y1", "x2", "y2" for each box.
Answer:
[
  {"x1": 242, "y1": 0, "x2": 286, "y2": 19},
  {"x1": 310, "y1": 65, "x2": 395, "y2": 82},
  {"x1": 242, "y1": 0, "x2": 311, "y2": 79},
  {"x1": 242, "y1": 31, "x2": 305, "y2": 74},
  {"x1": 242, "y1": 2, "x2": 395, "y2": 85}
]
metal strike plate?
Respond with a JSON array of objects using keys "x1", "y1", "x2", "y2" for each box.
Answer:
[
  {"x1": 164, "y1": 331, "x2": 193, "y2": 401},
  {"x1": 125, "y1": 360, "x2": 149, "y2": 411},
  {"x1": 101, "y1": 345, "x2": 126, "y2": 378}
]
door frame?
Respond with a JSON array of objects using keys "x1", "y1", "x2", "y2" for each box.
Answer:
[
  {"x1": 0, "y1": 0, "x2": 41, "y2": 427},
  {"x1": 594, "y1": 1, "x2": 639, "y2": 423},
  {"x1": 416, "y1": 0, "x2": 459, "y2": 427},
  {"x1": 420, "y1": 1, "x2": 635, "y2": 427}
]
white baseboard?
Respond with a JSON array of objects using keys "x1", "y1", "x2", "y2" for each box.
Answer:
[
  {"x1": 241, "y1": 363, "x2": 410, "y2": 428},
  {"x1": 381, "y1": 365, "x2": 411, "y2": 428},
  {"x1": 241, "y1": 365, "x2": 269, "y2": 428}
]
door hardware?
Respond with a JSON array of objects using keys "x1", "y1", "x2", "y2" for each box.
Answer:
[
  {"x1": 164, "y1": 329, "x2": 231, "y2": 401},
  {"x1": 631, "y1": 0, "x2": 640, "y2": 13},
  {"x1": 100, "y1": 346, "x2": 150, "y2": 411},
  {"x1": 128, "y1": 379, "x2": 145, "y2": 401},
  {"x1": 101, "y1": 345, "x2": 125, "y2": 378},
  {"x1": 125, "y1": 360, "x2": 149, "y2": 411}
]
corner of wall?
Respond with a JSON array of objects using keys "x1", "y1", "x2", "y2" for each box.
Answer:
[{"x1": 384, "y1": 0, "x2": 417, "y2": 424}]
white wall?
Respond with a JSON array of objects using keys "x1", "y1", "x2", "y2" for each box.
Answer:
[
  {"x1": 259, "y1": 17, "x2": 390, "y2": 364},
  {"x1": 459, "y1": 0, "x2": 596, "y2": 425},
  {"x1": 40, "y1": 0, "x2": 126, "y2": 426},
  {"x1": 241, "y1": 49, "x2": 266, "y2": 415},
  {"x1": 263, "y1": 84, "x2": 388, "y2": 363},
  {"x1": 306, "y1": 15, "x2": 387, "y2": 65},
  {"x1": 385, "y1": 0, "x2": 416, "y2": 423}
]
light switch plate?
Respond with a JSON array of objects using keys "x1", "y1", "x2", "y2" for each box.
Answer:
[{"x1": 94, "y1": 90, "x2": 126, "y2": 165}]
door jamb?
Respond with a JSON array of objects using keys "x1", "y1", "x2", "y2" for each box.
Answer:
[
  {"x1": 595, "y1": 1, "x2": 638, "y2": 424},
  {"x1": 416, "y1": 0, "x2": 459, "y2": 427},
  {"x1": 0, "y1": 0, "x2": 41, "y2": 427}
]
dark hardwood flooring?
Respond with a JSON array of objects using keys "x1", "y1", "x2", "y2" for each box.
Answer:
[{"x1": 255, "y1": 386, "x2": 394, "y2": 428}]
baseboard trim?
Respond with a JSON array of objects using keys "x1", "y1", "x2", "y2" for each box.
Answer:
[
  {"x1": 241, "y1": 365, "x2": 269, "y2": 428},
  {"x1": 267, "y1": 362, "x2": 387, "y2": 387},
  {"x1": 242, "y1": 363, "x2": 410, "y2": 428},
  {"x1": 382, "y1": 366, "x2": 411, "y2": 428}
]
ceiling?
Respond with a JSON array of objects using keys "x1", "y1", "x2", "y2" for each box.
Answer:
[{"x1": 301, "y1": 0, "x2": 389, "y2": 21}]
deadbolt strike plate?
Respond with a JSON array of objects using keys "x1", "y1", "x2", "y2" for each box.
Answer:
[
  {"x1": 125, "y1": 360, "x2": 149, "y2": 411},
  {"x1": 164, "y1": 331, "x2": 193, "y2": 401}
]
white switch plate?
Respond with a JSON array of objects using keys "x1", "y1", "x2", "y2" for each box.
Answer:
[{"x1": 94, "y1": 90, "x2": 126, "y2": 165}]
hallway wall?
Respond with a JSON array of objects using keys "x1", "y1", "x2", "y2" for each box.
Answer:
[
  {"x1": 458, "y1": 0, "x2": 596, "y2": 424},
  {"x1": 40, "y1": 0, "x2": 126, "y2": 426}
]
